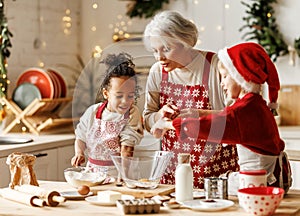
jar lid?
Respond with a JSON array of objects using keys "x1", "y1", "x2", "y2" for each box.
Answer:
[
  {"x1": 178, "y1": 153, "x2": 190, "y2": 164},
  {"x1": 239, "y1": 170, "x2": 267, "y2": 175}
]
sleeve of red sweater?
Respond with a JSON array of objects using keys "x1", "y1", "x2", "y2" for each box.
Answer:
[{"x1": 172, "y1": 94, "x2": 284, "y2": 155}]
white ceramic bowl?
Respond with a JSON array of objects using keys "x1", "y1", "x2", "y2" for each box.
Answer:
[
  {"x1": 64, "y1": 167, "x2": 107, "y2": 187},
  {"x1": 111, "y1": 151, "x2": 172, "y2": 189},
  {"x1": 238, "y1": 186, "x2": 284, "y2": 216}
]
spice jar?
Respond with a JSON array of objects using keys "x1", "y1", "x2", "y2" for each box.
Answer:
[{"x1": 239, "y1": 169, "x2": 267, "y2": 189}]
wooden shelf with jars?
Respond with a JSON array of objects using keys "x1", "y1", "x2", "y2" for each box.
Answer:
[{"x1": 0, "y1": 97, "x2": 78, "y2": 135}]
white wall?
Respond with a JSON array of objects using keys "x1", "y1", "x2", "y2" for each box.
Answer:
[
  {"x1": 6, "y1": 0, "x2": 81, "y2": 100},
  {"x1": 4, "y1": 0, "x2": 300, "y2": 115}
]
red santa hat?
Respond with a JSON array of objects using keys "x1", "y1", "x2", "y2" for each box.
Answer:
[{"x1": 218, "y1": 42, "x2": 280, "y2": 111}]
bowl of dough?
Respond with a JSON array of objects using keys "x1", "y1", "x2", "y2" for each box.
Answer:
[
  {"x1": 110, "y1": 151, "x2": 173, "y2": 189},
  {"x1": 64, "y1": 166, "x2": 107, "y2": 187}
]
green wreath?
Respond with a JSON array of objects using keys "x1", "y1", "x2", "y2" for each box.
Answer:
[{"x1": 240, "y1": 0, "x2": 300, "y2": 62}]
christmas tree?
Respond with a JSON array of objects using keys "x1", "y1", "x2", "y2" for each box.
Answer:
[{"x1": 239, "y1": 0, "x2": 288, "y2": 61}]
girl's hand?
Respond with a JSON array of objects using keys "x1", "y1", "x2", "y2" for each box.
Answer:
[
  {"x1": 71, "y1": 154, "x2": 85, "y2": 167},
  {"x1": 151, "y1": 117, "x2": 174, "y2": 138},
  {"x1": 157, "y1": 104, "x2": 180, "y2": 120}
]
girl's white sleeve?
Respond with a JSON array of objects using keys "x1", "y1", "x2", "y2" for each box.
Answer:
[{"x1": 120, "y1": 105, "x2": 144, "y2": 147}]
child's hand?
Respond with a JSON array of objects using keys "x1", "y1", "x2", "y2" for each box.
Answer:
[
  {"x1": 151, "y1": 117, "x2": 174, "y2": 138},
  {"x1": 71, "y1": 154, "x2": 85, "y2": 167}
]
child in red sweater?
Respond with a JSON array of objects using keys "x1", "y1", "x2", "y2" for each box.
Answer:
[{"x1": 151, "y1": 42, "x2": 292, "y2": 194}]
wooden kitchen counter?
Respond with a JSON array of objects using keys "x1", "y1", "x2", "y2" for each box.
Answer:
[{"x1": 0, "y1": 181, "x2": 299, "y2": 216}]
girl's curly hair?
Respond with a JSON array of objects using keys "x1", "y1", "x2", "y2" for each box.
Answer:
[{"x1": 96, "y1": 52, "x2": 140, "y2": 103}]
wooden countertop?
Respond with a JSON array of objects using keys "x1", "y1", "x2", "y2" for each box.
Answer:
[{"x1": 0, "y1": 181, "x2": 299, "y2": 216}]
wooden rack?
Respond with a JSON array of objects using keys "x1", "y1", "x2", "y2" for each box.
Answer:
[{"x1": 1, "y1": 97, "x2": 77, "y2": 135}]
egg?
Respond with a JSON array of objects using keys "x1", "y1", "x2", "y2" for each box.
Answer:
[{"x1": 77, "y1": 185, "x2": 90, "y2": 195}]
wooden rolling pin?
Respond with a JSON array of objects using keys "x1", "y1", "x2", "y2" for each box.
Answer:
[
  {"x1": 14, "y1": 184, "x2": 66, "y2": 207},
  {"x1": 0, "y1": 188, "x2": 45, "y2": 207}
]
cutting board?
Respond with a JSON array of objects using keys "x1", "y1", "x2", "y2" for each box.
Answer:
[
  {"x1": 90, "y1": 183, "x2": 175, "y2": 198},
  {"x1": 39, "y1": 180, "x2": 175, "y2": 198},
  {"x1": 278, "y1": 85, "x2": 300, "y2": 125}
]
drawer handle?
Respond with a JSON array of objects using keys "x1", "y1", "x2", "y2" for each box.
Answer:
[{"x1": 34, "y1": 153, "x2": 48, "y2": 158}]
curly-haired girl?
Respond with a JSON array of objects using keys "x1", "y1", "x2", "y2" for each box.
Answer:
[{"x1": 71, "y1": 52, "x2": 144, "y2": 176}]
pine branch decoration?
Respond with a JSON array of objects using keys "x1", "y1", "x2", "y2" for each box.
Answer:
[
  {"x1": 239, "y1": 0, "x2": 288, "y2": 62},
  {"x1": 0, "y1": 0, "x2": 13, "y2": 98},
  {"x1": 125, "y1": 0, "x2": 170, "y2": 19}
]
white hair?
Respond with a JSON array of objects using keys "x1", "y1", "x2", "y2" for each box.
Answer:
[{"x1": 143, "y1": 10, "x2": 198, "y2": 51}]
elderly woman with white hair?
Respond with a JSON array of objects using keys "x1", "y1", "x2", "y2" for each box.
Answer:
[{"x1": 142, "y1": 10, "x2": 239, "y2": 189}]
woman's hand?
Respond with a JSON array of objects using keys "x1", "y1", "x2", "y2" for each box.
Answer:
[
  {"x1": 150, "y1": 117, "x2": 175, "y2": 138},
  {"x1": 156, "y1": 104, "x2": 180, "y2": 121},
  {"x1": 71, "y1": 154, "x2": 85, "y2": 167}
]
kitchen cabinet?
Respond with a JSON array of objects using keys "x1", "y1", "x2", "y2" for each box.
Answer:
[
  {"x1": 57, "y1": 145, "x2": 74, "y2": 181},
  {"x1": 0, "y1": 157, "x2": 10, "y2": 188},
  {"x1": 32, "y1": 148, "x2": 58, "y2": 181},
  {"x1": 279, "y1": 126, "x2": 300, "y2": 190},
  {"x1": 0, "y1": 145, "x2": 74, "y2": 187}
]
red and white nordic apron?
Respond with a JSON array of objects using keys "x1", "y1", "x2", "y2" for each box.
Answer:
[
  {"x1": 160, "y1": 52, "x2": 240, "y2": 189},
  {"x1": 86, "y1": 101, "x2": 129, "y2": 174}
]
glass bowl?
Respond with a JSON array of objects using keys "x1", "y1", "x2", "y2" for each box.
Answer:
[
  {"x1": 64, "y1": 166, "x2": 107, "y2": 188},
  {"x1": 111, "y1": 151, "x2": 173, "y2": 189}
]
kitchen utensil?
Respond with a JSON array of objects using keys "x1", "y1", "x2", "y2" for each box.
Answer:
[
  {"x1": 64, "y1": 166, "x2": 107, "y2": 187},
  {"x1": 204, "y1": 177, "x2": 228, "y2": 200},
  {"x1": 110, "y1": 151, "x2": 172, "y2": 189},
  {"x1": 238, "y1": 186, "x2": 284, "y2": 216},
  {"x1": 0, "y1": 137, "x2": 33, "y2": 145},
  {"x1": 12, "y1": 83, "x2": 42, "y2": 110},
  {"x1": 60, "y1": 191, "x2": 93, "y2": 200},
  {"x1": 0, "y1": 188, "x2": 45, "y2": 207},
  {"x1": 14, "y1": 185, "x2": 65, "y2": 207},
  {"x1": 16, "y1": 67, "x2": 54, "y2": 99}
]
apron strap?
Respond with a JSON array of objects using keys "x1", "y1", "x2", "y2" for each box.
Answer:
[
  {"x1": 96, "y1": 101, "x2": 108, "y2": 119},
  {"x1": 162, "y1": 67, "x2": 168, "y2": 81},
  {"x1": 96, "y1": 100, "x2": 130, "y2": 119},
  {"x1": 202, "y1": 51, "x2": 214, "y2": 88}
]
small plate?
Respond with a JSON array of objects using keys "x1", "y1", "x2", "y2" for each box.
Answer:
[
  {"x1": 163, "y1": 200, "x2": 182, "y2": 209},
  {"x1": 170, "y1": 190, "x2": 205, "y2": 199},
  {"x1": 180, "y1": 199, "x2": 235, "y2": 212},
  {"x1": 85, "y1": 195, "x2": 134, "y2": 206},
  {"x1": 60, "y1": 191, "x2": 93, "y2": 200},
  {"x1": 12, "y1": 83, "x2": 42, "y2": 110}
]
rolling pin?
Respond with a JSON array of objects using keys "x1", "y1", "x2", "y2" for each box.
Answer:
[
  {"x1": 14, "y1": 184, "x2": 66, "y2": 207},
  {"x1": 0, "y1": 188, "x2": 45, "y2": 207}
]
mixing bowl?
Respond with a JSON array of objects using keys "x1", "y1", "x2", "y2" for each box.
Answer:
[
  {"x1": 111, "y1": 151, "x2": 173, "y2": 189},
  {"x1": 64, "y1": 166, "x2": 107, "y2": 187},
  {"x1": 238, "y1": 186, "x2": 284, "y2": 216}
]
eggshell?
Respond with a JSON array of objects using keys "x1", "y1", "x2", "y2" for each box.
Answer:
[{"x1": 77, "y1": 185, "x2": 90, "y2": 195}]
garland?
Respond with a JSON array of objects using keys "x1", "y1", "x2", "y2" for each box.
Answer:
[{"x1": 240, "y1": 0, "x2": 300, "y2": 62}]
